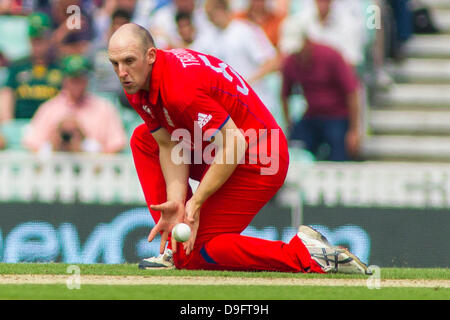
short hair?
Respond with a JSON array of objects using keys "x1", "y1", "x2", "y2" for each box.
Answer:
[
  {"x1": 175, "y1": 10, "x2": 193, "y2": 24},
  {"x1": 112, "y1": 9, "x2": 132, "y2": 22},
  {"x1": 133, "y1": 24, "x2": 156, "y2": 52}
]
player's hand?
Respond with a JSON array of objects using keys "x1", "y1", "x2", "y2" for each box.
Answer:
[
  {"x1": 148, "y1": 200, "x2": 185, "y2": 254},
  {"x1": 184, "y1": 197, "x2": 201, "y2": 255}
]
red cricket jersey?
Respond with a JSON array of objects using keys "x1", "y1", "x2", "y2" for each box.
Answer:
[{"x1": 126, "y1": 48, "x2": 285, "y2": 168}]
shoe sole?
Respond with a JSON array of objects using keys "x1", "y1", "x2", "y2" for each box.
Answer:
[
  {"x1": 138, "y1": 261, "x2": 176, "y2": 270},
  {"x1": 138, "y1": 265, "x2": 176, "y2": 270},
  {"x1": 337, "y1": 248, "x2": 372, "y2": 275},
  {"x1": 298, "y1": 225, "x2": 332, "y2": 247},
  {"x1": 138, "y1": 259, "x2": 175, "y2": 270}
]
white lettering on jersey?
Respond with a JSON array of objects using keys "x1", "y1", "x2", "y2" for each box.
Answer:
[
  {"x1": 163, "y1": 108, "x2": 175, "y2": 127},
  {"x1": 198, "y1": 54, "x2": 249, "y2": 95},
  {"x1": 142, "y1": 105, "x2": 154, "y2": 118},
  {"x1": 169, "y1": 49, "x2": 201, "y2": 68},
  {"x1": 197, "y1": 113, "x2": 212, "y2": 128}
]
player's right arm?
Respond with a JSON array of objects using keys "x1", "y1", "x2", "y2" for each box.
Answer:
[
  {"x1": 147, "y1": 127, "x2": 190, "y2": 253},
  {"x1": 152, "y1": 127, "x2": 189, "y2": 204}
]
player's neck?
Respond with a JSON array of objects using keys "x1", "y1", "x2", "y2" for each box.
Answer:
[{"x1": 142, "y1": 71, "x2": 152, "y2": 91}]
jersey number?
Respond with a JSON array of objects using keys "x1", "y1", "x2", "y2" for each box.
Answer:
[{"x1": 198, "y1": 54, "x2": 249, "y2": 96}]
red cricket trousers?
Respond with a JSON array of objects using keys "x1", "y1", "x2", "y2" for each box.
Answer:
[{"x1": 130, "y1": 124, "x2": 324, "y2": 273}]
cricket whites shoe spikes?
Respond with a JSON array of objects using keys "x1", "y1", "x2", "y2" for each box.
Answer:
[
  {"x1": 297, "y1": 225, "x2": 372, "y2": 275},
  {"x1": 138, "y1": 248, "x2": 175, "y2": 269}
]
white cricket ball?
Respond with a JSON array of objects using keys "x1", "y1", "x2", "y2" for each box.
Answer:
[{"x1": 172, "y1": 223, "x2": 191, "y2": 242}]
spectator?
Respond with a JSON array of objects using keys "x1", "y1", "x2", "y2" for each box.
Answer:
[
  {"x1": 366, "y1": 0, "x2": 395, "y2": 91},
  {"x1": 0, "y1": 0, "x2": 34, "y2": 15},
  {"x1": 280, "y1": 33, "x2": 362, "y2": 161},
  {"x1": 281, "y1": 0, "x2": 366, "y2": 69},
  {"x1": 50, "y1": 0, "x2": 94, "y2": 57},
  {"x1": 149, "y1": 0, "x2": 214, "y2": 49},
  {"x1": 92, "y1": 0, "x2": 151, "y2": 42},
  {"x1": 0, "y1": 50, "x2": 9, "y2": 149},
  {"x1": 89, "y1": 8, "x2": 132, "y2": 95},
  {"x1": 234, "y1": 0, "x2": 286, "y2": 49},
  {"x1": 175, "y1": 10, "x2": 196, "y2": 47},
  {"x1": 117, "y1": 0, "x2": 161, "y2": 27},
  {"x1": 23, "y1": 55, "x2": 127, "y2": 154},
  {"x1": 0, "y1": 12, "x2": 62, "y2": 123},
  {"x1": 0, "y1": 50, "x2": 9, "y2": 86},
  {"x1": 385, "y1": 0, "x2": 414, "y2": 60},
  {"x1": 0, "y1": 132, "x2": 5, "y2": 150},
  {"x1": 192, "y1": 0, "x2": 280, "y2": 114}
]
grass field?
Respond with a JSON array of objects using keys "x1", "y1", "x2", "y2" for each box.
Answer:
[{"x1": 0, "y1": 263, "x2": 449, "y2": 301}]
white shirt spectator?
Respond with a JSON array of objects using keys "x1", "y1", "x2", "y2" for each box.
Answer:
[
  {"x1": 93, "y1": 0, "x2": 157, "y2": 44},
  {"x1": 150, "y1": 1, "x2": 215, "y2": 49},
  {"x1": 283, "y1": 1, "x2": 365, "y2": 67},
  {"x1": 191, "y1": 18, "x2": 278, "y2": 112}
]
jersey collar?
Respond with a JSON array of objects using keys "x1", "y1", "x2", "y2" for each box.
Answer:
[{"x1": 148, "y1": 49, "x2": 165, "y2": 106}]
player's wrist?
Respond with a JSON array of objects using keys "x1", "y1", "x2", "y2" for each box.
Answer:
[{"x1": 189, "y1": 194, "x2": 205, "y2": 209}]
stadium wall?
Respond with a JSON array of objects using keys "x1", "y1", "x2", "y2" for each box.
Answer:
[{"x1": 0, "y1": 152, "x2": 448, "y2": 267}]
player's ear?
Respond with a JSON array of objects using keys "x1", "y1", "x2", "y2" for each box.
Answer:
[{"x1": 147, "y1": 47, "x2": 157, "y2": 65}]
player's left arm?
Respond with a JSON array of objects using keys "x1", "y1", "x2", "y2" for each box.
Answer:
[{"x1": 183, "y1": 116, "x2": 248, "y2": 254}]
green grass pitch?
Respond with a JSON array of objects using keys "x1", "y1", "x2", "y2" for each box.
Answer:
[{"x1": 0, "y1": 263, "x2": 448, "y2": 300}]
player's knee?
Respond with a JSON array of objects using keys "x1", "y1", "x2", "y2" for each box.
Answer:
[
  {"x1": 173, "y1": 237, "x2": 230, "y2": 270},
  {"x1": 130, "y1": 124, "x2": 148, "y2": 148},
  {"x1": 130, "y1": 124, "x2": 158, "y2": 154}
]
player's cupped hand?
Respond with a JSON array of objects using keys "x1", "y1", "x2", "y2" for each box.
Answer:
[{"x1": 148, "y1": 200, "x2": 185, "y2": 254}]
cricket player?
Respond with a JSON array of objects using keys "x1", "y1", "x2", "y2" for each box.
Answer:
[{"x1": 108, "y1": 23, "x2": 370, "y2": 274}]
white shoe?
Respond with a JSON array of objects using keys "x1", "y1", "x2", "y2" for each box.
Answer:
[
  {"x1": 297, "y1": 225, "x2": 332, "y2": 248},
  {"x1": 307, "y1": 246, "x2": 372, "y2": 275},
  {"x1": 297, "y1": 225, "x2": 372, "y2": 275},
  {"x1": 138, "y1": 248, "x2": 175, "y2": 269}
]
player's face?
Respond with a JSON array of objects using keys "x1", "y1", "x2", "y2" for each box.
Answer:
[{"x1": 108, "y1": 43, "x2": 156, "y2": 94}]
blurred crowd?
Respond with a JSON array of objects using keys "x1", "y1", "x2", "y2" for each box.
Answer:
[{"x1": 0, "y1": 0, "x2": 438, "y2": 161}]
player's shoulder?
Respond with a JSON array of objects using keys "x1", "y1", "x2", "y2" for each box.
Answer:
[
  {"x1": 159, "y1": 49, "x2": 207, "y2": 108},
  {"x1": 161, "y1": 48, "x2": 206, "y2": 70}
]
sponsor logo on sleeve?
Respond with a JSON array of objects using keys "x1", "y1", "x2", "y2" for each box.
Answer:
[{"x1": 197, "y1": 113, "x2": 212, "y2": 128}]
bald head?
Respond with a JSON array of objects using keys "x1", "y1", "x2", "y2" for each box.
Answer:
[
  {"x1": 109, "y1": 23, "x2": 155, "y2": 54},
  {"x1": 108, "y1": 23, "x2": 157, "y2": 94}
]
